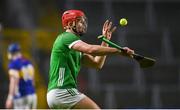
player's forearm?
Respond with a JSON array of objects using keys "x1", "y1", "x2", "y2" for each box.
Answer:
[
  {"x1": 93, "y1": 41, "x2": 109, "y2": 69},
  {"x1": 7, "y1": 77, "x2": 17, "y2": 99},
  {"x1": 88, "y1": 45, "x2": 121, "y2": 56},
  {"x1": 93, "y1": 56, "x2": 106, "y2": 69}
]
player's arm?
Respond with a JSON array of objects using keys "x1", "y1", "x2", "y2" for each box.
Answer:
[
  {"x1": 73, "y1": 20, "x2": 116, "y2": 69},
  {"x1": 73, "y1": 40, "x2": 133, "y2": 69},
  {"x1": 72, "y1": 40, "x2": 134, "y2": 69},
  {"x1": 6, "y1": 69, "x2": 19, "y2": 109},
  {"x1": 83, "y1": 20, "x2": 116, "y2": 69},
  {"x1": 81, "y1": 41, "x2": 108, "y2": 69},
  {"x1": 72, "y1": 20, "x2": 119, "y2": 56},
  {"x1": 72, "y1": 41, "x2": 121, "y2": 56},
  {"x1": 81, "y1": 37, "x2": 112, "y2": 69}
]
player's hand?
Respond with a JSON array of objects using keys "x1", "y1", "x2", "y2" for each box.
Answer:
[
  {"x1": 121, "y1": 47, "x2": 134, "y2": 58},
  {"x1": 102, "y1": 20, "x2": 116, "y2": 40},
  {"x1": 5, "y1": 99, "x2": 13, "y2": 109}
]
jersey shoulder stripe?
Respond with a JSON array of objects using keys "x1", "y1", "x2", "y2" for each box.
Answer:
[{"x1": 68, "y1": 40, "x2": 82, "y2": 49}]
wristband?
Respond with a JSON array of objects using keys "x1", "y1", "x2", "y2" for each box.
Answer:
[{"x1": 7, "y1": 95, "x2": 13, "y2": 100}]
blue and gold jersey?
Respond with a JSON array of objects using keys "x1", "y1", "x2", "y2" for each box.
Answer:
[{"x1": 8, "y1": 57, "x2": 35, "y2": 99}]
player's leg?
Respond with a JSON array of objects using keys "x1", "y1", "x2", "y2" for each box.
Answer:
[
  {"x1": 47, "y1": 89, "x2": 73, "y2": 109},
  {"x1": 47, "y1": 88, "x2": 99, "y2": 109},
  {"x1": 72, "y1": 95, "x2": 100, "y2": 109},
  {"x1": 28, "y1": 94, "x2": 37, "y2": 109},
  {"x1": 13, "y1": 97, "x2": 26, "y2": 109}
]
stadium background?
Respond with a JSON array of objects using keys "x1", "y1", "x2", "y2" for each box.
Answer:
[{"x1": 0, "y1": 0, "x2": 180, "y2": 108}]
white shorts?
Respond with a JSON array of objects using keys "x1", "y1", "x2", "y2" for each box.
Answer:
[
  {"x1": 47, "y1": 88, "x2": 86, "y2": 109},
  {"x1": 13, "y1": 93, "x2": 37, "y2": 109}
]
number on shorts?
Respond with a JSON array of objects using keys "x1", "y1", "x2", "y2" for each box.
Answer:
[{"x1": 57, "y1": 67, "x2": 65, "y2": 86}]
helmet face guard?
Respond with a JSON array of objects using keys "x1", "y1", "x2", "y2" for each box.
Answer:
[{"x1": 73, "y1": 16, "x2": 88, "y2": 36}]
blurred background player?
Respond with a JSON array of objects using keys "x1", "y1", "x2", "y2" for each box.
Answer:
[
  {"x1": 47, "y1": 9, "x2": 134, "y2": 109},
  {"x1": 5, "y1": 43, "x2": 37, "y2": 109}
]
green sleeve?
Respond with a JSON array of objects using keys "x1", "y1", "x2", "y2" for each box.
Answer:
[{"x1": 62, "y1": 32, "x2": 81, "y2": 49}]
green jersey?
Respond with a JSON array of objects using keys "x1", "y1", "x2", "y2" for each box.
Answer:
[{"x1": 48, "y1": 32, "x2": 82, "y2": 91}]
